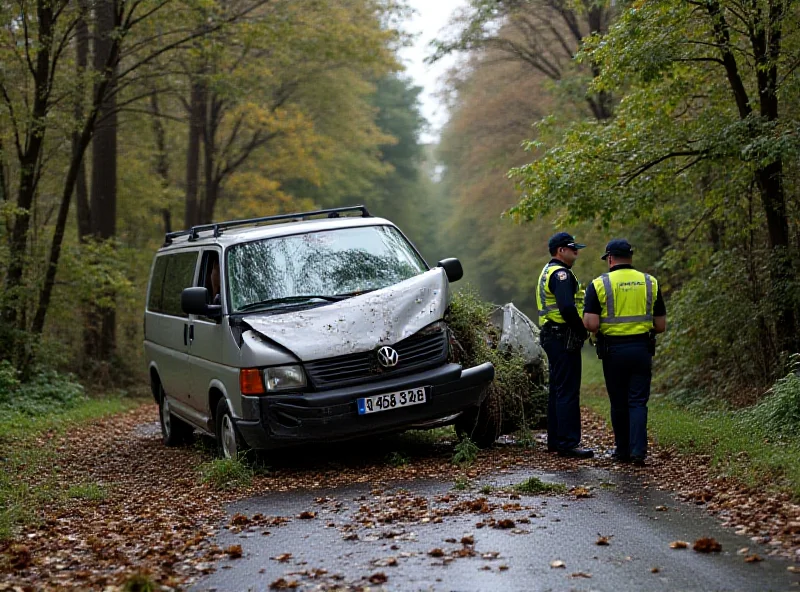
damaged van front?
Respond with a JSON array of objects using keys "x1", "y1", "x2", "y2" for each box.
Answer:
[{"x1": 145, "y1": 206, "x2": 494, "y2": 458}]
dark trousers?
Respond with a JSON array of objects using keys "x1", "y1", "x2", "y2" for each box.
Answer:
[
  {"x1": 542, "y1": 334, "x2": 582, "y2": 450},
  {"x1": 602, "y1": 340, "x2": 652, "y2": 459}
]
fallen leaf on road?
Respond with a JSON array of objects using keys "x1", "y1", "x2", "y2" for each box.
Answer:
[
  {"x1": 571, "y1": 487, "x2": 592, "y2": 498},
  {"x1": 369, "y1": 572, "x2": 388, "y2": 584},
  {"x1": 595, "y1": 535, "x2": 612, "y2": 546},
  {"x1": 481, "y1": 551, "x2": 500, "y2": 560},
  {"x1": 744, "y1": 554, "x2": 763, "y2": 563},
  {"x1": 550, "y1": 560, "x2": 566, "y2": 568},
  {"x1": 737, "y1": 547, "x2": 750, "y2": 555},
  {"x1": 428, "y1": 548, "x2": 444, "y2": 557},
  {"x1": 570, "y1": 572, "x2": 591, "y2": 578},
  {"x1": 298, "y1": 511, "x2": 316, "y2": 519},
  {"x1": 9, "y1": 545, "x2": 32, "y2": 570},
  {"x1": 693, "y1": 537, "x2": 722, "y2": 553},
  {"x1": 230, "y1": 513, "x2": 250, "y2": 526},
  {"x1": 787, "y1": 565, "x2": 800, "y2": 573},
  {"x1": 655, "y1": 505, "x2": 668, "y2": 512},
  {"x1": 461, "y1": 535, "x2": 475, "y2": 545},
  {"x1": 651, "y1": 567, "x2": 660, "y2": 573},
  {"x1": 272, "y1": 553, "x2": 293, "y2": 563},
  {"x1": 499, "y1": 565, "x2": 509, "y2": 571},
  {"x1": 269, "y1": 578, "x2": 299, "y2": 589},
  {"x1": 496, "y1": 519, "x2": 515, "y2": 529},
  {"x1": 670, "y1": 541, "x2": 689, "y2": 549},
  {"x1": 224, "y1": 545, "x2": 243, "y2": 559}
]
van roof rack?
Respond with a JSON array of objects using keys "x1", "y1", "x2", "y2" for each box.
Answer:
[{"x1": 163, "y1": 205, "x2": 371, "y2": 245}]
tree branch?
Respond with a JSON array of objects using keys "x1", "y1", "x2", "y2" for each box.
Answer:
[{"x1": 620, "y1": 150, "x2": 706, "y2": 185}]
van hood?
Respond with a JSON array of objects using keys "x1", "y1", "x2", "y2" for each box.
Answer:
[{"x1": 244, "y1": 268, "x2": 449, "y2": 361}]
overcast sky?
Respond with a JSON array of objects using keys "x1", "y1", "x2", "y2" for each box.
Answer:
[{"x1": 398, "y1": 0, "x2": 467, "y2": 143}]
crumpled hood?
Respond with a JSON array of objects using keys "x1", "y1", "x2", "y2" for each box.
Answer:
[{"x1": 244, "y1": 268, "x2": 449, "y2": 361}]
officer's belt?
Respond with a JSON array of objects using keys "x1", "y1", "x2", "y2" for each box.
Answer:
[
  {"x1": 541, "y1": 322, "x2": 568, "y2": 333},
  {"x1": 601, "y1": 333, "x2": 650, "y2": 344}
]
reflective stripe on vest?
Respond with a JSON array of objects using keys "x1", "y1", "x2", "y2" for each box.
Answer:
[
  {"x1": 594, "y1": 269, "x2": 657, "y2": 336},
  {"x1": 537, "y1": 263, "x2": 582, "y2": 324}
]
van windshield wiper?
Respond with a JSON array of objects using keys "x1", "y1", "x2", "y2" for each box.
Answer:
[{"x1": 237, "y1": 295, "x2": 343, "y2": 312}]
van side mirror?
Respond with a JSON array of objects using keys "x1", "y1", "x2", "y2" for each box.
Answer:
[
  {"x1": 181, "y1": 287, "x2": 222, "y2": 319},
  {"x1": 437, "y1": 258, "x2": 463, "y2": 283}
]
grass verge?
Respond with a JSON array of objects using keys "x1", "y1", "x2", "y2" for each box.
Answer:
[
  {"x1": 582, "y1": 354, "x2": 800, "y2": 499},
  {"x1": 0, "y1": 397, "x2": 138, "y2": 541},
  {"x1": 198, "y1": 457, "x2": 254, "y2": 490}
]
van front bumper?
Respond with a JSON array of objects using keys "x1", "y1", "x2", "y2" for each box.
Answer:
[{"x1": 234, "y1": 362, "x2": 494, "y2": 450}]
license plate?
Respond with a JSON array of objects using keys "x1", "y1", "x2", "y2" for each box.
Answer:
[{"x1": 357, "y1": 387, "x2": 429, "y2": 415}]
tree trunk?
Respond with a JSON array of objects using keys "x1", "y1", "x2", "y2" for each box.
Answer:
[
  {"x1": 185, "y1": 80, "x2": 206, "y2": 229},
  {"x1": 75, "y1": 0, "x2": 91, "y2": 240},
  {"x1": 85, "y1": 0, "x2": 119, "y2": 362},
  {"x1": 1, "y1": 0, "x2": 54, "y2": 361}
]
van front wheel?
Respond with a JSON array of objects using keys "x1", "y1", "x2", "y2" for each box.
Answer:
[
  {"x1": 158, "y1": 388, "x2": 194, "y2": 446},
  {"x1": 215, "y1": 399, "x2": 245, "y2": 459}
]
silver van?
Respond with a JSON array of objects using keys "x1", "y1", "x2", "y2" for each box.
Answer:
[{"x1": 144, "y1": 206, "x2": 495, "y2": 458}]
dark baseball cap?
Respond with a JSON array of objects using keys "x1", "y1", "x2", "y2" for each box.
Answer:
[
  {"x1": 601, "y1": 238, "x2": 634, "y2": 260},
  {"x1": 548, "y1": 232, "x2": 586, "y2": 251}
]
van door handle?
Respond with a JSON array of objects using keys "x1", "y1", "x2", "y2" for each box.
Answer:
[
  {"x1": 188, "y1": 324, "x2": 194, "y2": 345},
  {"x1": 183, "y1": 324, "x2": 188, "y2": 346}
]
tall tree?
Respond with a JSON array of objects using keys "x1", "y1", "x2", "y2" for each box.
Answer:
[
  {"x1": 0, "y1": 0, "x2": 268, "y2": 369},
  {"x1": 431, "y1": 0, "x2": 615, "y2": 120},
  {"x1": 510, "y1": 0, "x2": 800, "y2": 359}
]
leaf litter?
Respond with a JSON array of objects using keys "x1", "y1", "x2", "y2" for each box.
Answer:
[{"x1": 3, "y1": 402, "x2": 799, "y2": 590}]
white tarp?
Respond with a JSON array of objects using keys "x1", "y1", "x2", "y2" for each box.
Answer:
[{"x1": 244, "y1": 268, "x2": 448, "y2": 361}]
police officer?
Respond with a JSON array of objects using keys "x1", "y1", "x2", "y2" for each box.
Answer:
[
  {"x1": 582, "y1": 239, "x2": 666, "y2": 466},
  {"x1": 537, "y1": 232, "x2": 593, "y2": 458}
]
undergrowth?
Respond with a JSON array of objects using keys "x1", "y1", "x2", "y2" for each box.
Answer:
[{"x1": 0, "y1": 360, "x2": 86, "y2": 417}]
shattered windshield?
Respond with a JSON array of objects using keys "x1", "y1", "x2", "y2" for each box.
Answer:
[{"x1": 226, "y1": 225, "x2": 427, "y2": 313}]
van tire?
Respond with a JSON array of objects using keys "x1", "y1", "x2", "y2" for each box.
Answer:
[
  {"x1": 158, "y1": 387, "x2": 194, "y2": 446},
  {"x1": 454, "y1": 389, "x2": 502, "y2": 448},
  {"x1": 215, "y1": 398, "x2": 246, "y2": 459}
]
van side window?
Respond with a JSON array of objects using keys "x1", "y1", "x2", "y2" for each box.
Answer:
[
  {"x1": 157, "y1": 252, "x2": 199, "y2": 317},
  {"x1": 147, "y1": 256, "x2": 169, "y2": 312},
  {"x1": 198, "y1": 251, "x2": 221, "y2": 305}
]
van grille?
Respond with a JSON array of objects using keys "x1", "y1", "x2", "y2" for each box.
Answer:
[{"x1": 305, "y1": 331, "x2": 448, "y2": 389}]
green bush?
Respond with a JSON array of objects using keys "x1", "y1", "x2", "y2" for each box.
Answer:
[
  {"x1": 744, "y1": 370, "x2": 800, "y2": 438},
  {"x1": 657, "y1": 248, "x2": 800, "y2": 404},
  {"x1": 0, "y1": 362, "x2": 86, "y2": 417},
  {"x1": 446, "y1": 288, "x2": 547, "y2": 431}
]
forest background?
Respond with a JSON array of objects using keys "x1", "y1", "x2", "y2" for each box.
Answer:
[{"x1": 1, "y1": 0, "x2": 799, "y2": 411}]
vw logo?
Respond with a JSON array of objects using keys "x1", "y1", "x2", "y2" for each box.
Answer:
[{"x1": 377, "y1": 346, "x2": 399, "y2": 368}]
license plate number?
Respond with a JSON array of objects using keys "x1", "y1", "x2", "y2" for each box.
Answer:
[{"x1": 357, "y1": 387, "x2": 428, "y2": 415}]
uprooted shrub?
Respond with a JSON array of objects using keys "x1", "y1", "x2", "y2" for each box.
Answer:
[{"x1": 446, "y1": 287, "x2": 547, "y2": 437}]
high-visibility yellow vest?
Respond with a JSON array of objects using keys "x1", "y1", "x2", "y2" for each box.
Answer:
[
  {"x1": 537, "y1": 262, "x2": 584, "y2": 324},
  {"x1": 592, "y1": 268, "x2": 658, "y2": 336}
]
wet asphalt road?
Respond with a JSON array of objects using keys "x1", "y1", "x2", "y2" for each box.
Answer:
[{"x1": 192, "y1": 466, "x2": 799, "y2": 592}]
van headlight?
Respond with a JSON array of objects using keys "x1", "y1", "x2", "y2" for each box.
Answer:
[
  {"x1": 418, "y1": 320, "x2": 446, "y2": 335},
  {"x1": 263, "y1": 365, "x2": 307, "y2": 391}
]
